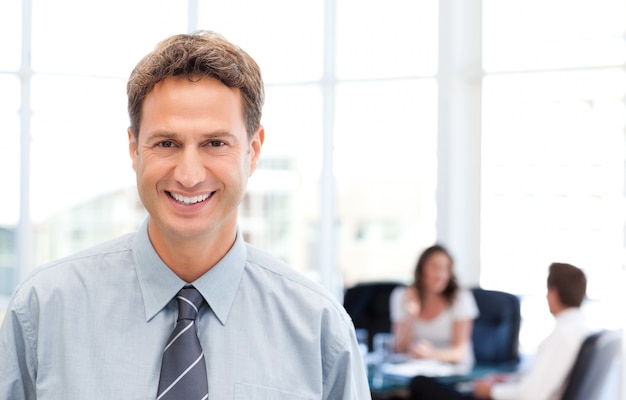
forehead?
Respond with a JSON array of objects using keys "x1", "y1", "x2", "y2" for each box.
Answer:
[
  {"x1": 428, "y1": 251, "x2": 449, "y2": 260},
  {"x1": 425, "y1": 252, "x2": 451, "y2": 266},
  {"x1": 135, "y1": 76, "x2": 247, "y2": 143},
  {"x1": 142, "y1": 76, "x2": 244, "y2": 120},
  {"x1": 148, "y1": 75, "x2": 241, "y2": 102}
]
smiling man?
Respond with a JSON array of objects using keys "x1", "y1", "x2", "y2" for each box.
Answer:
[
  {"x1": 0, "y1": 31, "x2": 370, "y2": 399},
  {"x1": 130, "y1": 75, "x2": 260, "y2": 282}
]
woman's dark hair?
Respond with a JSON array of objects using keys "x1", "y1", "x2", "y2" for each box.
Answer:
[{"x1": 413, "y1": 244, "x2": 459, "y2": 305}]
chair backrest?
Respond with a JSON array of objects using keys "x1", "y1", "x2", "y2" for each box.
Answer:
[
  {"x1": 560, "y1": 329, "x2": 622, "y2": 400},
  {"x1": 343, "y1": 281, "x2": 405, "y2": 351},
  {"x1": 470, "y1": 287, "x2": 521, "y2": 365}
]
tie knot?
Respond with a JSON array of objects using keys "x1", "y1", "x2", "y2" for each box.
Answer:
[{"x1": 176, "y1": 287, "x2": 204, "y2": 321}]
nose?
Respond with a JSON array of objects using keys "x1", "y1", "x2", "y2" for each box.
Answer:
[{"x1": 174, "y1": 147, "x2": 206, "y2": 188}]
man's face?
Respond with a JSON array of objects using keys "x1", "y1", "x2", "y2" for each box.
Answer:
[{"x1": 128, "y1": 76, "x2": 263, "y2": 245}]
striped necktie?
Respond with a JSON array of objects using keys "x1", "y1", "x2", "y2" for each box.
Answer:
[{"x1": 157, "y1": 286, "x2": 209, "y2": 400}]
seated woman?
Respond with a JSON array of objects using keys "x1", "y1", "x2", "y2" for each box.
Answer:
[{"x1": 390, "y1": 244, "x2": 479, "y2": 370}]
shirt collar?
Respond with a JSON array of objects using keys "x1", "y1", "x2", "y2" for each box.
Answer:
[
  {"x1": 133, "y1": 218, "x2": 247, "y2": 325},
  {"x1": 555, "y1": 307, "x2": 584, "y2": 324}
]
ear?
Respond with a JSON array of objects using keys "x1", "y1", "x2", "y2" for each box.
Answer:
[
  {"x1": 128, "y1": 128, "x2": 138, "y2": 172},
  {"x1": 547, "y1": 287, "x2": 559, "y2": 301},
  {"x1": 248, "y1": 125, "x2": 264, "y2": 176},
  {"x1": 547, "y1": 287, "x2": 563, "y2": 315}
]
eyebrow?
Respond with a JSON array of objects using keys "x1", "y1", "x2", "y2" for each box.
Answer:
[{"x1": 146, "y1": 130, "x2": 236, "y2": 141}]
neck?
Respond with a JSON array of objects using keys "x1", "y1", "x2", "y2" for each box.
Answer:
[
  {"x1": 149, "y1": 226, "x2": 237, "y2": 283},
  {"x1": 421, "y1": 289, "x2": 444, "y2": 303},
  {"x1": 554, "y1": 306, "x2": 576, "y2": 316}
]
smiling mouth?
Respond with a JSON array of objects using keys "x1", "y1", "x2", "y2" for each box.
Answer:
[{"x1": 167, "y1": 191, "x2": 212, "y2": 205}]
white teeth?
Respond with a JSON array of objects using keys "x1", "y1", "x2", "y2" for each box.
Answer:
[{"x1": 170, "y1": 192, "x2": 210, "y2": 205}]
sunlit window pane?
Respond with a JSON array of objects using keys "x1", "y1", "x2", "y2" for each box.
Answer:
[
  {"x1": 336, "y1": 0, "x2": 438, "y2": 79},
  {"x1": 335, "y1": 79, "x2": 438, "y2": 284},
  {"x1": 31, "y1": 0, "x2": 187, "y2": 77},
  {"x1": 482, "y1": 0, "x2": 626, "y2": 353},
  {"x1": 0, "y1": 1, "x2": 21, "y2": 71},
  {"x1": 0, "y1": 75, "x2": 21, "y2": 227},
  {"x1": 483, "y1": 0, "x2": 626, "y2": 71},
  {"x1": 197, "y1": 0, "x2": 324, "y2": 84},
  {"x1": 481, "y1": 70, "x2": 626, "y2": 300},
  {"x1": 30, "y1": 74, "x2": 139, "y2": 262},
  {"x1": 244, "y1": 85, "x2": 323, "y2": 274},
  {"x1": 0, "y1": 74, "x2": 20, "y2": 297}
]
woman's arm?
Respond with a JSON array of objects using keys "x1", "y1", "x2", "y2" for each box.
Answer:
[
  {"x1": 393, "y1": 318, "x2": 416, "y2": 353},
  {"x1": 392, "y1": 286, "x2": 420, "y2": 353},
  {"x1": 421, "y1": 318, "x2": 473, "y2": 363}
]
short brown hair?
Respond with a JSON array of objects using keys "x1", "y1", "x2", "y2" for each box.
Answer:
[
  {"x1": 547, "y1": 262, "x2": 587, "y2": 308},
  {"x1": 127, "y1": 30, "x2": 264, "y2": 140}
]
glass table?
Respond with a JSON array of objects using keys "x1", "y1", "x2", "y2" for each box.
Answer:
[{"x1": 366, "y1": 356, "x2": 520, "y2": 400}]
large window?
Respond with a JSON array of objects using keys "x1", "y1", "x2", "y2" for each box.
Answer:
[{"x1": 481, "y1": 0, "x2": 626, "y2": 348}]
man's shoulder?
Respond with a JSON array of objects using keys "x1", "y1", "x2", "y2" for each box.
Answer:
[
  {"x1": 41, "y1": 232, "x2": 134, "y2": 268},
  {"x1": 14, "y1": 233, "x2": 136, "y2": 295},
  {"x1": 244, "y1": 243, "x2": 323, "y2": 289},
  {"x1": 244, "y1": 243, "x2": 345, "y2": 311}
]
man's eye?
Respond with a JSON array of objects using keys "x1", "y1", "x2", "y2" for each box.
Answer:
[
  {"x1": 159, "y1": 141, "x2": 175, "y2": 148},
  {"x1": 209, "y1": 140, "x2": 225, "y2": 147}
]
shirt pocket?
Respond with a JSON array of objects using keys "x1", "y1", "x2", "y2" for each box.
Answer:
[{"x1": 234, "y1": 383, "x2": 314, "y2": 399}]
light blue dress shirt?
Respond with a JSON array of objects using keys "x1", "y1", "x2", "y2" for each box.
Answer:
[{"x1": 0, "y1": 220, "x2": 371, "y2": 399}]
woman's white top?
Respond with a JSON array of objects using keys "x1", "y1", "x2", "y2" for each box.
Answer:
[{"x1": 389, "y1": 286, "x2": 479, "y2": 368}]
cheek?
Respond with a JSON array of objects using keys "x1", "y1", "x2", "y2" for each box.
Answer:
[
  {"x1": 423, "y1": 271, "x2": 438, "y2": 284},
  {"x1": 209, "y1": 160, "x2": 247, "y2": 189},
  {"x1": 428, "y1": 270, "x2": 449, "y2": 285},
  {"x1": 134, "y1": 158, "x2": 150, "y2": 179},
  {"x1": 138, "y1": 152, "x2": 174, "y2": 174},
  {"x1": 441, "y1": 270, "x2": 452, "y2": 280},
  {"x1": 247, "y1": 156, "x2": 255, "y2": 176},
  {"x1": 134, "y1": 159, "x2": 169, "y2": 190},
  {"x1": 224, "y1": 153, "x2": 251, "y2": 178}
]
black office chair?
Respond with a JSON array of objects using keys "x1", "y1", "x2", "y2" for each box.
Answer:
[
  {"x1": 470, "y1": 287, "x2": 521, "y2": 366},
  {"x1": 343, "y1": 281, "x2": 405, "y2": 351},
  {"x1": 560, "y1": 329, "x2": 622, "y2": 400}
]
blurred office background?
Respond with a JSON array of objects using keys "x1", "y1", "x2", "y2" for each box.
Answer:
[{"x1": 1, "y1": 0, "x2": 625, "y2": 353}]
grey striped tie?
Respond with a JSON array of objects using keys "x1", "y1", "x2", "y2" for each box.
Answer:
[{"x1": 157, "y1": 287, "x2": 209, "y2": 400}]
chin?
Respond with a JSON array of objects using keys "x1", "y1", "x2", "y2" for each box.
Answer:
[{"x1": 155, "y1": 217, "x2": 212, "y2": 240}]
